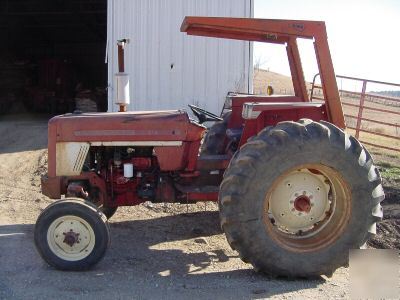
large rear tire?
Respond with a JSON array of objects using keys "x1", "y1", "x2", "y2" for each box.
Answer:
[
  {"x1": 34, "y1": 198, "x2": 110, "y2": 271},
  {"x1": 219, "y1": 119, "x2": 384, "y2": 277}
]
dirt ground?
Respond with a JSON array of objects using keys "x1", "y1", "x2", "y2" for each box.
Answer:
[
  {"x1": 0, "y1": 115, "x2": 398, "y2": 299},
  {"x1": 368, "y1": 151, "x2": 400, "y2": 249}
]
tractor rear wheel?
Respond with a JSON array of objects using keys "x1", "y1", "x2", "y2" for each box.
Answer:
[
  {"x1": 219, "y1": 119, "x2": 384, "y2": 277},
  {"x1": 34, "y1": 198, "x2": 110, "y2": 271}
]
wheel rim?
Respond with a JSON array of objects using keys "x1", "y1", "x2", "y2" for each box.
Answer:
[
  {"x1": 263, "y1": 164, "x2": 351, "y2": 252},
  {"x1": 47, "y1": 215, "x2": 95, "y2": 261}
]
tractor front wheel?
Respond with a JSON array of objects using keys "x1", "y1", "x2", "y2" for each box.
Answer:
[
  {"x1": 219, "y1": 119, "x2": 384, "y2": 277},
  {"x1": 34, "y1": 198, "x2": 110, "y2": 271}
]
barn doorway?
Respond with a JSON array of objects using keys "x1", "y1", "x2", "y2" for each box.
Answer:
[{"x1": 0, "y1": 0, "x2": 107, "y2": 115}]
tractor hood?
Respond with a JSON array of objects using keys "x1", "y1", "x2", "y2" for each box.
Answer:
[{"x1": 48, "y1": 110, "x2": 205, "y2": 143}]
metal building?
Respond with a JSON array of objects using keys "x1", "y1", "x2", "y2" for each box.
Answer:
[{"x1": 107, "y1": 0, "x2": 254, "y2": 114}]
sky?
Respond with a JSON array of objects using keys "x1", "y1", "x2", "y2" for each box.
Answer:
[{"x1": 253, "y1": 0, "x2": 400, "y2": 90}]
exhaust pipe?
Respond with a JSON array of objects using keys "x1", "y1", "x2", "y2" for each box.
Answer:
[{"x1": 115, "y1": 39, "x2": 130, "y2": 112}]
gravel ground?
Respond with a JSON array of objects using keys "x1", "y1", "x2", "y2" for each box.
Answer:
[{"x1": 0, "y1": 115, "x2": 398, "y2": 300}]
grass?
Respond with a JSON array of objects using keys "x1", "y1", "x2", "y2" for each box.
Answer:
[
  {"x1": 371, "y1": 151, "x2": 399, "y2": 159},
  {"x1": 376, "y1": 162, "x2": 400, "y2": 181},
  {"x1": 346, "y1": 128, "x2": 400, "y2": 157}
]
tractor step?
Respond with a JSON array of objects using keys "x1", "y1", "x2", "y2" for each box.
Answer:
[{"x1": 175, "y1": 184, "x2": 219, "y2": 202}]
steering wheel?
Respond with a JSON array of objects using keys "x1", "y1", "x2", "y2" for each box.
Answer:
[{"x1": 188, "y1": 104, "x2": 223, "y2": 124}]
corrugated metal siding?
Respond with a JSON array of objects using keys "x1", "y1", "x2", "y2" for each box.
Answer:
[{"x1": 107, "y1": 0, "x2": 253, "y2": 114}]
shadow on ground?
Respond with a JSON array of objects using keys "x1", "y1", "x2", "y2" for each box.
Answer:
[{"x1": 0, "y1": 211, "x2": 324, "y2": 299}]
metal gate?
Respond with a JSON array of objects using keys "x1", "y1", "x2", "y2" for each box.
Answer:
[{"x1": 311, "y1": 74, "x2": 400, "y2": 153}]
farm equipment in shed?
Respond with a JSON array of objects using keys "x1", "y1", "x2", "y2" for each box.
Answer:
[
  {"x1": 34, "y1": 17, "x2": 384, "y2": 277},
  {"x1": 24, "y1": 59, "x2": 76, "y2": 114}
]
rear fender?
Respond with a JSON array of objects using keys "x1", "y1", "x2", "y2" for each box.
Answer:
[{"x1": 239, "y1": 102, "x2": 328, "y2": 146}]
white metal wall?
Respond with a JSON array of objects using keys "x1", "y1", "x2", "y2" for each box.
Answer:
[{"x1": 107, "y1": 0, "x2": 253, "y2": 114}]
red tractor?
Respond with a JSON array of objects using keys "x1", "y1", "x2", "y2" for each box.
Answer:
[{"x1": 34, "y1": 17, "x2": 384, "y2": 277}]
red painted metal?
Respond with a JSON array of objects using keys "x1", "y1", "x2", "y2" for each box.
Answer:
[
  {"x1": 286, "y1": 37, "x2": 309, "y2": 101},
  {"x1": 50, "y1": 111, "x2": 198, "y2": 142},
  {"x1": 186, "y1": 140, "x2": 203, "y2": 171},
  {"x1": 238, "y1": 102, "x2": 328, "y2": 146},
  {"x1": 311, "y1": 74, "x2": 400, "y2": 152},
  {"x1": 344, "y1": 115, "x2": 398, "y2": 128},
  {"x1": 43, "y1": 93, "x2": 332, "y2": 205},
  {"x1": 339, "y1": 89, "x2": 400, "y2": 103},
  {"x1": 356, "y1": 141, "x2": 400, "y2": 153},
  {"x1": 342, "y1": 102, "x2": 400, "y2": 116},
  {"x1": 47, "y1": 110, "x2": 205, "y2": 176},
  {"x1": 154, "y1": 144, "x2": 188, "y2": 171},
  {"x1": 47, "y1": 122, "x2": 58, "y2": 177},
  {"x1": 42, "y1": 16, "x2": 352, "y2": 209},
  {"x1": 336, "y1": 75, "x2": 400, "y2": 88},
  {"x1": 49, "y1": 172, "x2": 109, "y2": 205},
  {"x1": 41, "y1": 176, "x2": 62, "y2": 198},
  {"x1": 181, "y1": 16, "x2": 345, "y2": 129},
  {"x1": 346, "y1": 127, "x2": 398, "y2": 141},
  {"x1": 130, "y1": 157, "x2": 152, "y2": 170},
  {"x1": 226, "y1": 94, "x2": 303, "y2": 129}
]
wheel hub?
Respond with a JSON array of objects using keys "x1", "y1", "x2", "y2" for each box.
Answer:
[
  {"x1": 268, "y1": 168, "x2": 332, "y2": 234},
  {"x1": 63, "y1": 230, "x2": 80, "y2": 247},
  {"x1": 294, "y1": 195, "x2": 311, "y2": 213},
  {"x1": 47, "y1": 215, "x2": 95, "y2": 261}
]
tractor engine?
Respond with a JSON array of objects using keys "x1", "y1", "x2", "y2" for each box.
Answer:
[
  {"x1": 105, "y1": 147, "x2": 159, "y2": 206},
  {"x1": 67, "y1": 146, "x2": 176, "y2": 207}
]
